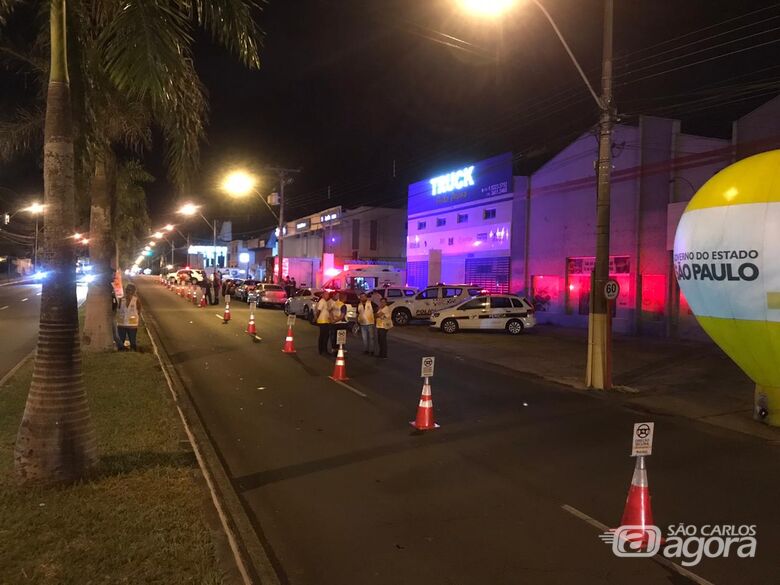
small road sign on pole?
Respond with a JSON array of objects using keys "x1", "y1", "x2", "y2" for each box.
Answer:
[
  {"x1": 421, "y1": 356, "x2": 435, "y2": 378},
  {"x1": 336, "y1": 328, "x2": 347, "y2": 347},
  {"x1": 604, "y1": 279, "x2": 620, "y2": 301},
  {"x1": 287, "y1": 314, "x2": 296, "y2": 328},
  {"x1": 631, "y1": 422, "x2": 654, "y2": 457}
]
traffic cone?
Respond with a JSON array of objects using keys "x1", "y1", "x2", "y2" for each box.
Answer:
[
  {"x1": 223, "y1": 298, "x2": 231, "y2": 324},
  {"x1": 199, "y1": 294, "x2": 207, "y2": 308},
  {"x1": 329, "y1": 347, "x2": 349, "y2": 381},
  {"x1": 246, "y1": 308, "x2": 257, "y2": 336},
  {"x1": 410, "y1": 380, "x2": 439, "y2": 430},
  {"x1": 618, "y1": 456, "x2": 656, "y2": 549},
  {"x1": 192, "y1": 287, "x2": 199, "y2": 306},
  {"x1": 282, "y1": 326, "x2": 296, "y2": 353},
  {"x1": 185, "y1": 286, "x2": 191, "y2": 300}
]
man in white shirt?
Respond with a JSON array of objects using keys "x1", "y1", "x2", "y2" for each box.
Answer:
[
  {"x1": 315, "y1": 290, "x2": 333, "y2": 355},
  {"x1": 357, "y1": 293, "x2": 377, "y2": 355}
]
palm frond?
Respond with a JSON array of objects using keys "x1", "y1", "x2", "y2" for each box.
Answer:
[
  {"x1": 0, "y1": 106, "x2": 44, "y2": 161},
  {"x1": 0, "y1": 0, "x2": 24, "y2": 25},
  {"x1": 0, "y1": 45, "x2": 48, "y2": 74},
  {"x1": 187, "y1": 0, "x2": 265, "y2": 69},
  {"x1": 97, "y1": 0, "x2": 193, "y2": 101}
]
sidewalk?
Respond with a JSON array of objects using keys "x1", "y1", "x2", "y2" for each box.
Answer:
[{"x1": 390, "y1": 323, "x2": 780, "y2": 442}]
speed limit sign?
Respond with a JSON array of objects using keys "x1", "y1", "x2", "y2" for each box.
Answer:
[{"x1": 604, "y1": 279, "x2": 620, "y2": 300}]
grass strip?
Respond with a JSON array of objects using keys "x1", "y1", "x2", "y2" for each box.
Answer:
[{"x1": 0, "y1": 326, "x2": 228, "y2": 585}]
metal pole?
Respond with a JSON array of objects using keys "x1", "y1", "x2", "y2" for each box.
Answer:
[
  {"x1": 586, "y1": 0, "x2": 615, "y2": 390},
  {"x1": 278, "y1": 174, "x2": 285, "y2": 284},
  {"x1": 212, "y1": 218, "x2": 217, "y2": 276},
  {"x1": 33, "y1": 215, "x2": 38, "y2": 270}
]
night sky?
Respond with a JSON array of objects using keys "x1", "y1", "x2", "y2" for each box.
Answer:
[{"x1": 2, "y1": 0, "x2": 779, "y2": 242}]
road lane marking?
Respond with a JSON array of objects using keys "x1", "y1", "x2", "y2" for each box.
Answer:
[
  {"x1": 0, "y1": 349, "x2": 36, "y2": 388},
  {"x1": 0, "y1": 306, "x2": 8, "y2": 311},
  {"x1": 329, "y1": 378, "x2": 368, "y2": 398},
  {"x1": 36, "y1": 292, "x2": 42, "y2": 296},
  {"x1": 215, "y1": 314, "x2": 224, "y2": 320},
  {"x1": 560, "y1": 504, "x2": 717, "y2": 585},
  {"x1": 21, "y1": 298, "x2": 28, "y2": 302}
]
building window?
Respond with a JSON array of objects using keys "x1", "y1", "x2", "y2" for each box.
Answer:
[
  {"x1": 417, "y1": 221, "x2": 427, "y2": 230},
  {"x1": 369, "y1": 220, "x2": 378, "y2": 251},
  {"x1": 457, "y1": 213, "x2": 468, "y2": 224},
  {"x1": 352, "y1": 219, "x2": 360, "y2": 250},
  {"x1": 476, "y1": 232, "x2": 488, "y2": 241},
  {"x1": 436, "y1": 217, "x2": 446, "y2": 227},
  {"x1": 483, "y1": 208, "x2": 496, "y2": 220},
  {"x1": 448, "y1": 237, "x2": 454, "y2": 246}
]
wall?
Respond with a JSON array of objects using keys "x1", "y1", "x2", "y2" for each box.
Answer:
[{"x1": 733, "y1": 94, "x2": 780, "y2": 159}]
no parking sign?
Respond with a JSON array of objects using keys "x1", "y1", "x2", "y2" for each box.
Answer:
[{"x1": 421, "y1": 356, "x2": 435, "y2": 378}]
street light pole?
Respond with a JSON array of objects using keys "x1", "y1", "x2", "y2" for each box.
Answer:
[
  {"x1": 585, "y1": 0, "x2": 615, "y2": 390},
  {"x1": 33, "y1": 215, "x2": 39, "y2": 270},
  {"x1": 267, "y1": 166, "x2": 301, "y2": 284}
]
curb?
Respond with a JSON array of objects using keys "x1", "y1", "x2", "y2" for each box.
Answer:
[
  {"x1": 143, "y1": 310, "x2": 283, "y2": 585},
  {"x1": 0, "y1": 349, "x2": 35, "y2": 389}
]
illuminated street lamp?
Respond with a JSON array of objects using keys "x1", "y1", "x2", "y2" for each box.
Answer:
[
  {"x1": 22, "y1": 202, "x2": 46, "y2": 270},
  {"x1": 153, "y1": 231, "x2": 164, "y2": 239},
  {"x1": 460, "y1": 0, "x2": 616, "y2": 390},
  {"x1": 458, "y1": 0, "x2": 516, "y2": 17},
  {"x1": 148, "y1": 241, "x2": 156, "y2": 247},
  {"x1": 222, "y1": 170, "x2": 258, "y2": 197},
  {"x1": 177, "y1": 203, "x2": 218, "y2": 276},
  {"x1": 163, "y1": 224, "x2": 174, "y2": 232}
]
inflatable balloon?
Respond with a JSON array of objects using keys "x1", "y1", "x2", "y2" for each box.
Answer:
[{"x1": 673, "y1": 150, "x2": 780, "y2": 426}]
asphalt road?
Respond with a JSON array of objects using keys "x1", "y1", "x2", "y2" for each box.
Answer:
[
  {"x1": 0, "y1": 281, "x2": 43, "y2": 380},
  {"x1": 0, "y1": 280, "x2": 89, "y2": 383},
  {"x1": 137, "y1": 277, "x2": 779, "y2": 585}
]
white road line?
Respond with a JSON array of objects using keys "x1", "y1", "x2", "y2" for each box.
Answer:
[
  {"x1": 21, "y1": 298, "x2": 28, "y2": 302},
  {"x1": 215, "y1": 314, "x2": 224, "y2": 320},
  {"x1": 329, "y1": 377, "x2": 368, "y2": 398},
  {"x1": 0, "y1": 306, "x2": 8, "y2": 311},
  {"x1": 560, "y1": 504, "x2": 717, "y2": 585},
  {"x1": 36, "y1": 292, "x2": 42, "y2": 296}
]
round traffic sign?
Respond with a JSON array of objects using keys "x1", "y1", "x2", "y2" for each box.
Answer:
[{"x1": 604, "y1": 279, "x2": 620, "y2": 300}]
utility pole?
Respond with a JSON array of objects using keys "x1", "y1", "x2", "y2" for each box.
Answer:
[
  {"x1": 267, "y1": 166, "x2": 301, "y2": 284},
  {"x1": 586, "y1": 0, "x2": 615, "y2": 390}
]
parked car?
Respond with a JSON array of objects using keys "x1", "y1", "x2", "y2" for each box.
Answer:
[
  {"x1": 369, "y1": 286, "x2": 418, "y2": 305},
  {"x1": 389, "y1": 283, "x2": 484, "y2": 325},
  {"x1": 249, "y1": 283, "x2": 287, "y2": 308},
  {"x1": 234, "y1": 279, "x2": 260, "y2": 302},
  {"x1": 430, "y1": 294, "x2": 536, "y2": 335},
  {"x1": 169, "y1": 268, "x2": 205, "y2": 285},
  {"x1": 284, "y1": 288, "x2": 316, "y2": 320}
]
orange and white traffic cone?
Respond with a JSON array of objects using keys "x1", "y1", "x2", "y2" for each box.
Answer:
[
  {"x1": 246, "y1": 305, "x2": 257, "y2": 336},
  {"x1": 223, "y1": 297, "x2": 231, "y2": 324},
  {"x1": 282, "y1": 326, "x2": 296, "y2": 353},
  {"x1": 185, "y1": 286, "x2": 191, "y2": 300},
  {"x1": 199, "y1": 294, "x2": 207, "y2": 308},
  {"x1": 617, "y1": 456, "x2": 656, "y2": 549},
  {"x1": 329, "y1": 346, "x2": 349, "y2": 380},
  {"x1": 410, "y1": 379, "x2": 439, "y2": 430},
  {"x1": 192, "y1": 287, "x2": 199, "y2": 306}
]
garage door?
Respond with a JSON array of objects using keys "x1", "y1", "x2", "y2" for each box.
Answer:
[{"x1": 465, "y1": 257, "x2": 510, "y2": 293}]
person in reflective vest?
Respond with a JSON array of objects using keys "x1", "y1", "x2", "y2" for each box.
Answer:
[
  {"x1": 315, "y1": 290, "x2": 333, "y2": 356},
  {"x1": 116, "y1": 282, "x2": 141, "y2": 351},
  {"x1": 357, "y1": 293, "x2": 376, "y2": 355}
]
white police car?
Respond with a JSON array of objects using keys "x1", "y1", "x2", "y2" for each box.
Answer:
[{"x1": 430, "y1": 294, "x2": 536, "y2": 335}]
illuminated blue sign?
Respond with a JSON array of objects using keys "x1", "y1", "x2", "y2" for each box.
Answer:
[
  {"x1": 430, "y1": 165, "x2": 475, "y2": 195},
  {"x1": 408, "y1": 152, "x2": 513, "y2": 216}
]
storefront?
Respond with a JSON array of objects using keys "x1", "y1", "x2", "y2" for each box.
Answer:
[{"x1": 406, "y1": 152, "x2": 516, "y2": 291}]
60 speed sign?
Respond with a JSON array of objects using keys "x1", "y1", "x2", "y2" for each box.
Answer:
[{"x1": 604, "y1": 279, "x2": 620, "y2": 300}]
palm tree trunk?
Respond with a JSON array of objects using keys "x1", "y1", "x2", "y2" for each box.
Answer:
[
  {"x1": 14, "y1": 0, "x2": 97, "y2": 484},
  {"x1": 82, "y1": 153, "x2": 117, "y2": 352}
]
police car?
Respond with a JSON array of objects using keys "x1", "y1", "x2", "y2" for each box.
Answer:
[
  {"x1": 390, "y1": 284, "x2": 484, "y2": 325},
  {"x1": 430, "y1": 294, "x2": 536, "y2": 335}
]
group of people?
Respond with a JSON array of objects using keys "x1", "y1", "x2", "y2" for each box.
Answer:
[
  {"x1": 282, "y1": 276, "x2": 298, "y2": 299},
  {"x1": 314, "y1": 290, "x2": 393, "y2": 359},
  {"x1": 198, "y1": 272, "x2": 222, "y2": 306}
]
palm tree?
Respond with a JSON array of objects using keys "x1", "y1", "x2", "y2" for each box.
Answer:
[
  {"x1": 12, "y1": 0, "x2": 98, "y2": 483},
  {"x1": 2, "y1": 0, "x2": 265, "y2": 484}
]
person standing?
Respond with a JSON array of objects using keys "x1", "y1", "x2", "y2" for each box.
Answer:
[
  {"x1": 212, "y1": 272, "x2": 221, "y2": 305},
  {"x1": 357, "y1": 293, "x2": 376, "y2": 355},
  {"x1": 375, "y1": 297, "x2": 393, "y2": 359},
  {"x1": 330, "y1": 291, "x2": 349, "y2": 354},
  {"x1": 116, "y1": 282, "x2": 141, "y2": 351},
  {"x1": 315, "y1": 291, "x2": 333, "y2": 356}
]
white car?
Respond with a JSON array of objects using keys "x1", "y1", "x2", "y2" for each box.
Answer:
[
  {"x1": 284, "y1": 288, "x2": 317, "y2": 320},
  {"x1": 390, "y1": 284, "x2": 484, "y2": 325},
  {"x1": 430, "y1": 294, "x2": 536, "y2": 335}
]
